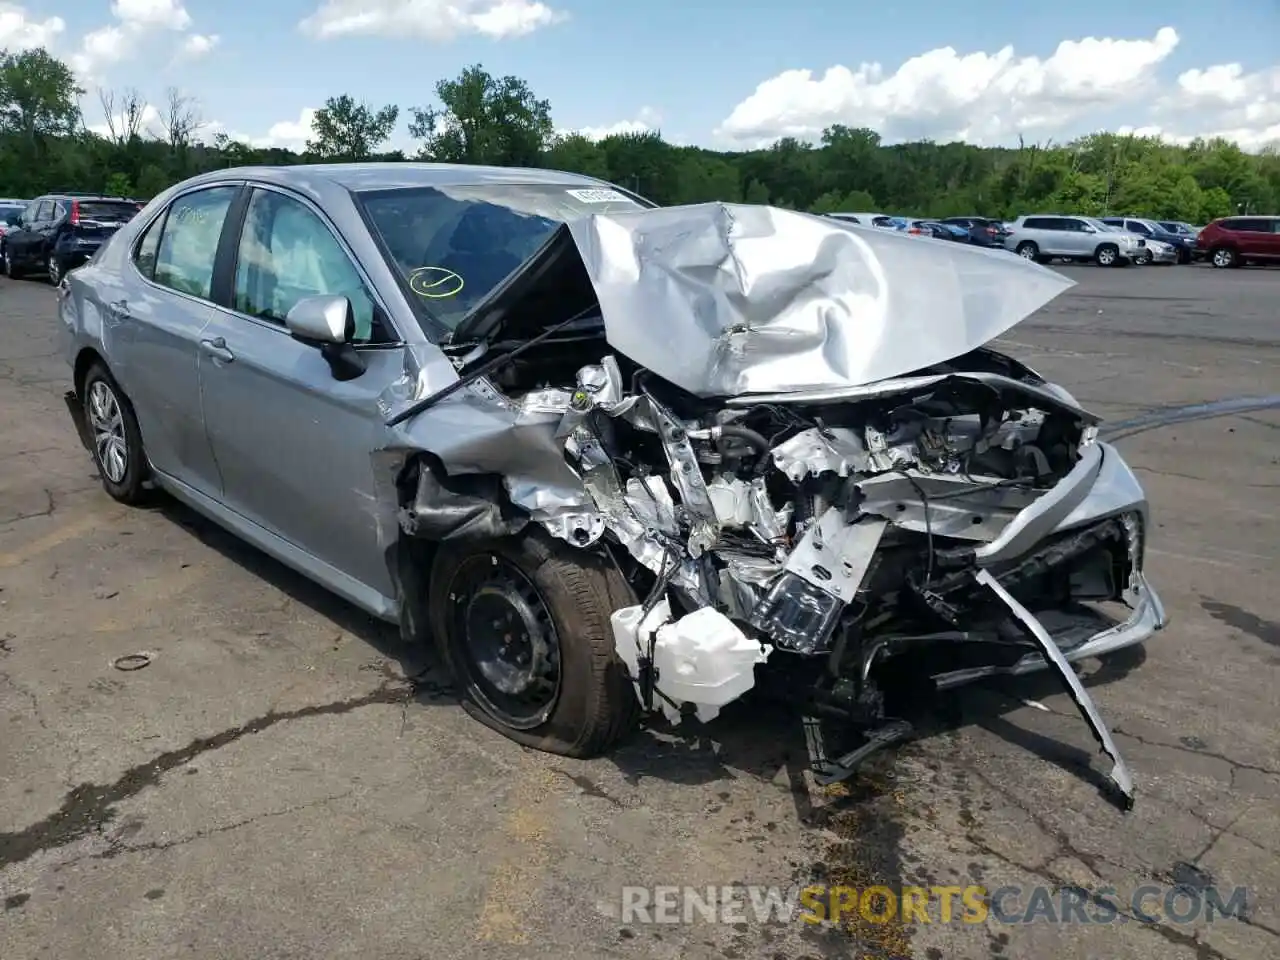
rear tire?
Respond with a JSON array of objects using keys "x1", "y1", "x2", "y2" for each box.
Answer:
[
  {"x1": 82, "y1": 362, "x2": 150, "y2": 505},
  {"x1": 1095, "y1": 244, "x2": 1120, "y2": 267},
  {"x1": 1210, "y1": 247, "x2": 1237, "y2": 269},
  {"x1": 428, "y1": 529, "x2": 639, "y2": 758}
]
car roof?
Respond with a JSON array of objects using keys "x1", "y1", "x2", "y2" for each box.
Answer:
[
  {"x1": 181, "y1": 162, "x2": 611, "y2": 194},
  {"x1": 36, "y1": 193, "x2": 137, "y2": 202}
]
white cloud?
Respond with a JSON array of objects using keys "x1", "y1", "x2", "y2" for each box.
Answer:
[
  {"x1": 716, "y1": 26, "x2": 1185, "y2": 147},
  {"x1": 1146, "y1": 62, "x2": 1280, "y2": 151},
  {"x1": 178, "y1": 32, "x2": 219, "y2": 59},
  {"x1": 67, "y1": 0, "x2": 212, "y2": 80},
  {"x1": 299, "y1": 0, "x2": 566, "y2": 42},
  {"x1": 251, "y1": 107, "x2": 319, "y2": 150},
  {"x1": 0, "y1": 3, "x2": 65, "y2": 49},
  {"x1": 572, "y1": 106, "x2": 662, "y2": 141},
  {"x1": 111, "y1": 0, "x2": 191, "y2": 31}
]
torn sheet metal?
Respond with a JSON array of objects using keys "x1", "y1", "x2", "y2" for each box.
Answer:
[
  {"x1": 565, "y1": 202, "x2": 1075, "y2": 398},
  {"x1": 975, "y1": 568, "x2": 1135, "y2": 809}
]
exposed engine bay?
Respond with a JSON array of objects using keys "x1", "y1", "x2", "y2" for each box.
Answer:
[{"x1": 390, "y1": 204, "x2": 1166, "y2": 809}]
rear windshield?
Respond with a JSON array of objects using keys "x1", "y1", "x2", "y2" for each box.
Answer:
[
  {"x1": 75, "y1": 201, "x2": 138, "y2": 222},
  {"x1": 358, "y1": 182, "x2": 646, "y2": 331}
]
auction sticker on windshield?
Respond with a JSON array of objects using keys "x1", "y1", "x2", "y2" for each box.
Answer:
[{"x1": 566, "y1": 188, "x2": 635, "y2": 204}]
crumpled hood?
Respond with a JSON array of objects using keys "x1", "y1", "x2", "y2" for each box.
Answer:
[{"x1": 563, "y1": 202, "x2": 1076, "y2": 398}]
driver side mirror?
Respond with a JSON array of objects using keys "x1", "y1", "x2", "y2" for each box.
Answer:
[{"x1": 284, "y1": 294, "x2": 366, "y2": 382}]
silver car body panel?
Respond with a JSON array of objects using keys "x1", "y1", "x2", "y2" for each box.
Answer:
[
  {"x1": 60, "y1": 168, "x2": 1165, "y2": 805},
  {"x1": 564, "y1": 203, "x2": 1075, "y2": 397}
]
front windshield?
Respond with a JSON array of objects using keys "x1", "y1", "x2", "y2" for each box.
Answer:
[{"x1": 358, "y1": 182, "x2": 647, "y2": 331}]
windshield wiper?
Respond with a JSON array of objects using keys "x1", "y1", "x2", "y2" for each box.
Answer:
[{"x1": 384, "y1": 304, "x2": 598, "y2": 427}]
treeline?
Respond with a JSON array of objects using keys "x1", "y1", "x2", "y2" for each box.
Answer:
[{"x1": 3, "y1": 48, "x2": 1278, "y2": 222}]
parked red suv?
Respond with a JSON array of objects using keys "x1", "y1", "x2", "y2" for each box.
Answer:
[{"x1": 1196, "y1": 216, "x2": 1280, "y2": 268}]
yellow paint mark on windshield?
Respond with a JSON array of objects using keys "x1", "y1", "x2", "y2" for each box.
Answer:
[{"x1": 408, "y1": 266, "x2": 464, "y2": 299}]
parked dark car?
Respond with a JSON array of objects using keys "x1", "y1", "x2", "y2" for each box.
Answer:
[
  {"x1": 2, "y1": 193, "x2": 142, "y2": 284},
  {"x1": 0, "y1": 198, "x2": 27, "y2": 244},
  {"x1": 1099, "y1": 217, "x2": 1194, "y2": 264},
  {"x1": 1195, "y1": 216, "x2": 1280, "y2": 268},
  {"x1": 906, "y1": 220, "x2": 967, "y2": 241},
  {"x1": 941, "y1": 216, "x2": 1010, "y2": 248}
]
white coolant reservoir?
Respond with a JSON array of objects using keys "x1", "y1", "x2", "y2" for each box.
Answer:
[
  {"x1": 611, "y1": 603, "x2": 772, "y2": 724},
  {"x1": 610, "y1": 599, "x2": 672, "y2": 694}
]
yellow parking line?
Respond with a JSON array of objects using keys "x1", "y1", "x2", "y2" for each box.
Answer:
[
  {"x1": 0, "y1": 512, "x2": 112, "y2": 568},
  {"x1": 474, "y1": 762, "x2": 557, "y2": 944}
]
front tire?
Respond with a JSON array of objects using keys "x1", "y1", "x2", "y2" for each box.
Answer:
[
  {"x1": 1015, "y1": 241, "x2": 1039, "y2": 261},
  {"x1": 1210, "y1": 246, "x2": 1237, "y2": 269},
  {"x1": 428, "y1": 530, "x2": 639, "y2": 757},
  {"x1": 82, "y1": 362, "x2": 149, "y2": 504},
  {"x1": 1095, "y1": 244, "x2": 1120, "y2": 267}
]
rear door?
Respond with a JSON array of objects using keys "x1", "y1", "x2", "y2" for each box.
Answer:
[
  {"x1": 8, "y1": 200, "x2": 49, "y2": 265},
  {"x1": 105, "y1": 184, "x2": 241, "y2": 498},
  {"x1": 197, "y1": 184, "x2": 403, "y2": 598}
]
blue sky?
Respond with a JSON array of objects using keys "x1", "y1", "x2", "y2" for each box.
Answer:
[{"x1": 8, "y1": 0, "x2": 1279, "y2": 151}]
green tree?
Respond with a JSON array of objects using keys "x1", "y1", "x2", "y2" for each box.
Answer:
[
  {"x1": 305, "y1": 94, "x2": 399, "y2": 161},
  {"x1": 3, "y1": 48, "x2": 1279, "y2": 222},
  {"x1": 0, "y1": 47, "x2": 81, "y2": 141},
  {"x1": 409, "y1": 64, "x2": 553, "y2": 167}
]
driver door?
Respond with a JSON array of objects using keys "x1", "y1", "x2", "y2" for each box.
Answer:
[{"x1": 198, "y1": 185, "x2": 402, "y2": 602}]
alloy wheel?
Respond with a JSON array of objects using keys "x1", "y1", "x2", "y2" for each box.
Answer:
[
  {"x1": 1098, "y1": 248, "x2": 1116, "y2": 266},
  {"x1": 87, "y1": 380, "x2": 128, "y2": 484},
  {"x1": 1212, "y1": 249, "x2": 1233, "y2": 268}
]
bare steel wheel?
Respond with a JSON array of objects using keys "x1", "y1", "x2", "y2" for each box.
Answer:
[
  {"x1": 82, "y1": 362, "x2": 149, "y2": 504},
  {"x1": 444, "y1": 554, "x2": 563, "y2": 729},
  {"x1": 427, "y1": 528, "x2": 639, "y2": 757}
]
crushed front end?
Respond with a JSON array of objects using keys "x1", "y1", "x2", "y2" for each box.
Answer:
[
  {"x1": 536, "y1": 349, "x2": 1163, "y2": 808},
  {"x1": 386, "y1": 202, "x2": 1166, "y2": 809}
]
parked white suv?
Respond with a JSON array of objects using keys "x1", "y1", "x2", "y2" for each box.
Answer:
[{"x1": 1003, "y1": 215, "x2": 1146, "y2": 267}]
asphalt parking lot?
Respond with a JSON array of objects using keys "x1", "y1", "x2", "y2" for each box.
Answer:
[{"x1": 1, "y1": 262, "x2": 1277, "y2": 960}]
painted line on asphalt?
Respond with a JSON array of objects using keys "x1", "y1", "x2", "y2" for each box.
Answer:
[{"x1": 474, "y1": 761, "x2": 558, "y2": 944}]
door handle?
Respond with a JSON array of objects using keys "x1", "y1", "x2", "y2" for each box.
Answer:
[{"x1": 200, "y1": 337, "x2": 235, "y2": 363}]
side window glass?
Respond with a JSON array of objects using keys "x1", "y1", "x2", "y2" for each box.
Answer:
[
  {"x1": 133, "y1": 214, "x2": 164, "y2": 279},
  {"x1": 53, "y1": 201, "x2": 67, "y2": 221},
  {"x1": 233, "y1": 189, "x2": 383, "y2": 343},
  {"x1": 20, "y1": 200, "x2": 39, "y2": 223},
  {"x1": 153, "y1": 186, "x2": 237, "y2": 300},
  {"x1": 33, "y1": 201, "x2": 52, "y2": 222}
]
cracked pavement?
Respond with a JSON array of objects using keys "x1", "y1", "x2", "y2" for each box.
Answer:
[{"x1": 0, "y1": 264, "x2": 1277, "y2": 960}]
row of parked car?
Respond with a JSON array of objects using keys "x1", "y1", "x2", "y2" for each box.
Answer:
[
  {"x1": 0, "y1": 193, "x2": 146, "y2": 284},
  {"x1": 825, "y1": 211, "x2": 1280, "y2": 269},
  {"x1": 2, "y1": 191, "x2": 1277, "y2": 290}
]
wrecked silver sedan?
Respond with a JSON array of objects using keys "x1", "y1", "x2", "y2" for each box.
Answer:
[{"x1": 58, "y1": 164, "x2": 1165, "y2": 806}]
